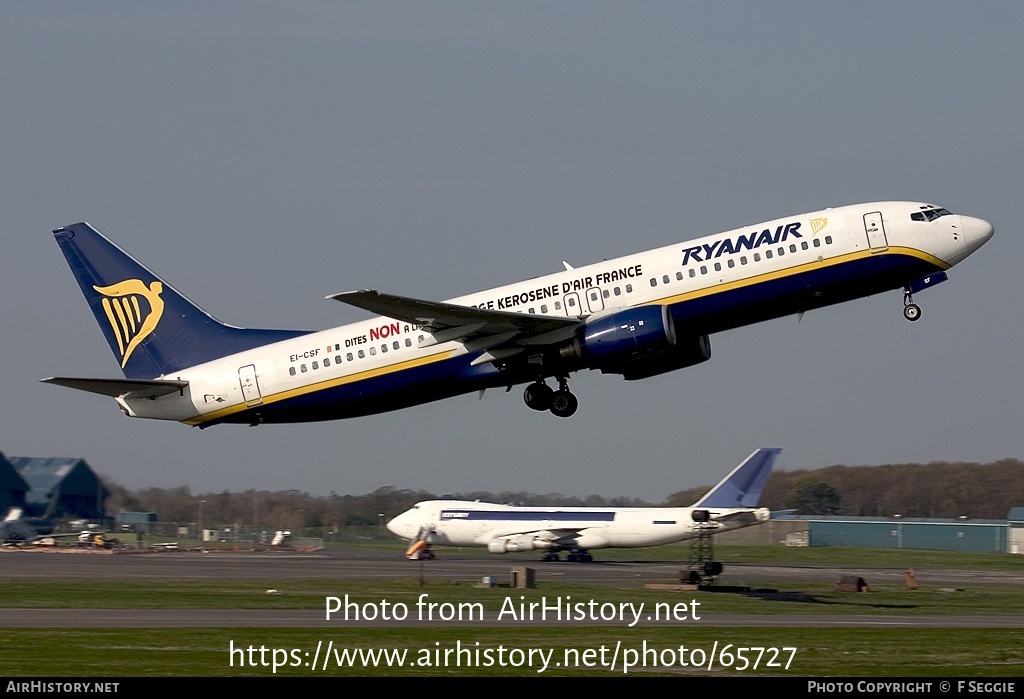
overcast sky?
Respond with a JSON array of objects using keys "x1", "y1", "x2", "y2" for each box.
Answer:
[{"x1": 1, "y1": 2, "x2": 1021, "y2": 501}]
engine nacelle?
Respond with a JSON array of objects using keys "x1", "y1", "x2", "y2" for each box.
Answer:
[
  {"x1": 557, "y1": 307, "x2": 716, "y2": 380},
  {"x1": 571, "y1": 305, "x2": 676, "y2": 363},
  {"x1": 487, "y1": 536, "x2": 553, "y2": 554},
  {"x1": 615, "y1": 335, "x2": 711, "y2": 380},
  {"x1": 558, "y1": 306, "x2": 711, "y2": 380}
]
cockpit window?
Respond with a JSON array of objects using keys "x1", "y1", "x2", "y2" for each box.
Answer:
[{"x1": 911, "y1": 207, "x2": 953, "y2": 222}]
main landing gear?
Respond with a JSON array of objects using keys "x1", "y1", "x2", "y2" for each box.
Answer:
[
  {"x1": 523, "y1": 377, "x2": 578, "y2": 418},
  {"x1": 902, "y1": 288, "x2": 921, "y2": 322},
  {"x1": 541, "y1": 548, "x2": 593, "y2": 563}
]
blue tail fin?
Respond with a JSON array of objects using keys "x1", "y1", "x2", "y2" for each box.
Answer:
[
  {"x1": 53, "y1": 223, "x2": 310, "y2": 379},
  {"x1": 694, "y1": 448, "x2": 780, "y2": 508}
]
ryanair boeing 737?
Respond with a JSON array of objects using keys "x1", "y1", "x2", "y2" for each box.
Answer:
[{"x1": 43, "y1": 202, "x2": 992, "y2": 426}]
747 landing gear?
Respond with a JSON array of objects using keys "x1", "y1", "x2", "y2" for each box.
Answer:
[
  {"x1": 523, "y1": 377, "x2": 578, "y2": 418},
  {"x1": 902, "y1": 287, "x2": 921, "y2": 322}
]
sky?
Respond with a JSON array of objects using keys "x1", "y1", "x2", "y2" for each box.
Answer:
[{"x1": 1, "y1": 2, "x2": 1021, "y2": 502}]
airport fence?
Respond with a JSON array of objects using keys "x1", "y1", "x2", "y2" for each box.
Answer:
[{"x1": 118, "y1": 521, "x2": 403, "y2": 550}]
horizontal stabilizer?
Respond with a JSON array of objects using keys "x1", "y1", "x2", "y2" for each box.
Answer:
[
  {"x1": 712, "y1": 507, "x2": 770, "y2": 526},
  {"x1": 40, "y1": 377, "x2": 188, "y2": 399}
]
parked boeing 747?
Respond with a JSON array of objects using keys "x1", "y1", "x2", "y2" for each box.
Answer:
[
  {"x1": 387, "y1": 448, "x2": 780, "y2": 562},
  {"x1": 43, "y1": 202, "x2": 992, "y2": 425}
]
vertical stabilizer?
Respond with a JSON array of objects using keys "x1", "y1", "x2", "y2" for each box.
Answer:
[
  {"x1": 694, "y1": 448, "x2": 780, "y2": 508},
  {"x1": 53, "y1": 222, "x2": 310, "y2": 379}
]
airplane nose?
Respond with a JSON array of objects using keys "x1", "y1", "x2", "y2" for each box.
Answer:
[
  {"x1": 961, "y1": 215, "x2": 994, "y2": 249},
  {"x1": 385, "y1": 514, "x2": 405, "y2": 537}
]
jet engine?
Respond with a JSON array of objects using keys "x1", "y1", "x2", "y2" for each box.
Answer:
[
  {"x1": 487, "y1": 535, "x2": 554, "y2": 554},
  {"x1": 559, "y1": 305, "x2": 711, "y2": 379}
]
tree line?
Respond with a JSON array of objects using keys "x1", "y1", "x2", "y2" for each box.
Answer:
[{"x1": 101, "y1": 457, "x2": 1024, "y2": 528}]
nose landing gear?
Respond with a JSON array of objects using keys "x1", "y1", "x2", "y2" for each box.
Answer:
[{"x1": 523, "y1": 377, "x2": 578, "y2": 418}]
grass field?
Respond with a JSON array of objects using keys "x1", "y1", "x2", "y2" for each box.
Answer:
[{"x1": 1, "y1": 546, "x2": 1022, "y2": 677}]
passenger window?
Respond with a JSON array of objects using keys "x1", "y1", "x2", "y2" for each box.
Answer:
[
  {"x1": 754, "y1": 252, "x2": 761, "y2": 261},
  {"x1": 541, "y1": 304, "x2": 549, "y2": 312},
  {"x1": 778, "y1": 247, "x2": 785, "y2": 256},
  {"x1": 393, "y1": 341, "x2": 399, "y2": 350},
  {"x1": 676, "y1": 271, "x2": 683, "y2": 280},
  {"x1": 289, "y1": 367, "x2": 296, "y2": 376},
  {"x1": 813, "y1": 238, "x2": 821, "y2": 247},
  {"x1": 312, "y1": 361, "x2": 319, "y2": 370},
  {"x1": 790, "y1": 244, "x2": 797, "y2": 253},
  {"x1": 347, "y1": 352, "x2": 354, "y2": 361},
  {"x1": 625, "y1": 284, "x2": 633, "y2": 293},
  {"x1": 700, "y1": 266, "x2": 707, "y2": 274},
  {"x1": 567, "y1": 297, "x2": 576, "y2": 307},
  {"x1": 369, "y1": 347, "x2": 376, "y2": 356},
  {"x1": 335, "y1": 355, "x2": 342, "y2": 363},
  {"x1": 528, "y1": 308, "x2": 536, "y2": 314},
  {"x1": 614, "y1": 287, "x2": 621, "y2": 296},
  {"x1": 801, "y1": 241, "x2": 809, "y2": 250},
  {"x1": 650, "y1": 278, "x2": 657, "y2": 287},
  {"x1": 381, "y1": 344, "x2": 387, "y2": 353},
  {"x1": 766, "y1": 250, "x2": 773, "y2": 259},
  {"x1": 740, "y1": 256, "x2": 747, "y2": 265},
  {"x1": 662, "y1": 275, "x2": 670, "y2": 284},
  {"x1": 323, "y1": 358, "x2": 330, "y2": 367},
  {"x1": 714, "y1": 262, "x2": 721, "y2": 271},
  {"x1": 688, "y1": 269, "x2": 695, "y2": 278},
  {"x1": 727, "y1": 259, "x2": 735, "y2": 268},
  {"x1": 358, "y1": 350, "x2": 365, "y2": 359},
  {"x1": 825, "y1": 235, "x2": 833, "y2": 244},
  {"x1": 602, "y1": 290, "x2": 609, "y2": 299},
  {"x1": 554, "y1": 301, "x2": 562, "y2": 310},
  {"x1": 300, "y1": 364, "x2": 307, "y2": 373},
  {"x1": 405, "y1": 339, "x2": 412, "y2": 347},
  {"x1": 590, "y1": 291, "x2": 599, "y2": 301}
]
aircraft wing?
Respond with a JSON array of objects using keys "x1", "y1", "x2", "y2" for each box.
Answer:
[
  {"x1": 327, "y1": 289, "x2": 580, "y2": 343},
  {"x1": 485, "y1": 528, "x2": 584, "y2": 544},
  {"x1": 40, "y1": 377, "x2": 188, "y2": 399}
]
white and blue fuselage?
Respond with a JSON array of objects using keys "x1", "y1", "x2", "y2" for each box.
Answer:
[{"x1": 47, "y1": 201, "x2": 992, "y2": 425}]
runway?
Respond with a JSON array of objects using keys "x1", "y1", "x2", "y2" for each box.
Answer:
[
  {"x1": 2, "y1": 547, "x2": 1022, "y2": 629},
  {"x1": 3, "y1": 546, "x2": 1022, "y2": 586}
]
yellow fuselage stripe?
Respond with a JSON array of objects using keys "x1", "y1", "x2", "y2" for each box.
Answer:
[
  {"x1": 184, "y1": 349, "x2": 454, "y2": 425},
  {"x1": 647, "y1": 246, "x2": 947, "y2": 308},
  {"x1": 184, "y1": 246, "x2": 946, "y2": 425}
]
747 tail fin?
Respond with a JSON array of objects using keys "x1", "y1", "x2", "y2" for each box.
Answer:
[{"x1": 694, "y1": 448, "x2": 780, "y2": 508}]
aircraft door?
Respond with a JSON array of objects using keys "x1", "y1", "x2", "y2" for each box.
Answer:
[
  {"x1": 584, "y1": 286, "x2": 605, "y2": 314},
  {"x1": 238, "y1": 364, "x2": 263, "y2": 407},
  {"x1": 863, "y1": 211, "x2": 889, "y2": 252}
]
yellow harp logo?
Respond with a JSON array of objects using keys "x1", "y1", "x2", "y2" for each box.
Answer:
[
  {"x1": 809, "y1": 217, "x2": 829, "y2": 235},
  {"x1": 93, "y1": 280, "x2": 165, "y2": 367}
]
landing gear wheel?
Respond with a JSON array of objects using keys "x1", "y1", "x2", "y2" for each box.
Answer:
[
  {"x1": 542, "y1": 553, "x2": 560, "y2": 562},
  {"x1": 523, "y1": 382, "x2": 553, "y2": 411},
  {"x1": 549, "y1": 389, "x2": 578, "y2": 418},
  {"x1": 903, "y1": 304, "x2": 921, "y2": 321}
]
